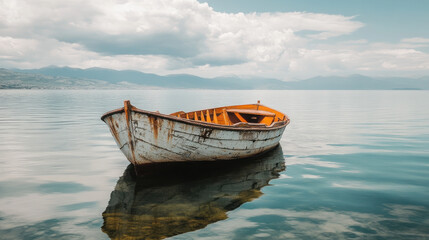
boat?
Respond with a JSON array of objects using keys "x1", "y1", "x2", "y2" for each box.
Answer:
[
  {"x1": 101, "y1": 100, "x2": 289, "y2": 168},
  {"x1": 102, "y1": 146, "x2": 286, "y2": 240}
]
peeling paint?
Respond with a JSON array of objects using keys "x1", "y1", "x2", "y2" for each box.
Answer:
[
  {"x1": 167, "y1": 121, "x2": 175, "y2": 143},
  {"x1": 147, "y1": 115, "x2": 159, "y2": 141},
  {"x1": 200, "y1": 128, "x2": 213, "y2": 140},
  {"x1": 124, "y1": 101, "x2": 137, "y2": 165},
  {"x1": 107, "y1": 117, "x2": 120, "y2": 144}
]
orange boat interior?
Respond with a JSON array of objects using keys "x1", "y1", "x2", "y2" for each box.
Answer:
[{"x1": 170, "y1": 102, "x2": 288, "y2": 126}]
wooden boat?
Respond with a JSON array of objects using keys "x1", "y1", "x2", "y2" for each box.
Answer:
[
  {"x1": 101, "y1": 100, "x2": 290, "y2": 166},
  {"x1": 102, "y1": 146, "x2": 285, "y2": 240}
]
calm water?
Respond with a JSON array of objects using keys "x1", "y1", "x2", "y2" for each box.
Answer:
[{"x1": 0, "y1": 90, "x2": 428, "y2": 239}]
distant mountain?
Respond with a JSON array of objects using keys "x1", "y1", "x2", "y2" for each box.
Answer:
[
  {"x1": 14, "y1": 66, "x2": 289, "y2": 90},
  {"x1": 1, "y1": 66, "x2": 429, "y2": 90},
  {"x1": 0, "y1": 68, "x2": 117, "y2": 89}
]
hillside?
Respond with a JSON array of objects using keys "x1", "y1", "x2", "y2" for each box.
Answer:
[
  {"x1": 14, "y1": 67, "x2": 289, "y2": 90},
  {"x1": 1, "y1": 67, "x2": 429, "y2": 90}
]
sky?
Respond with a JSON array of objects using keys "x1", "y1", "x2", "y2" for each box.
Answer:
[{"x1": 1, "y1": 0, "x2": 429, "y2": 81}]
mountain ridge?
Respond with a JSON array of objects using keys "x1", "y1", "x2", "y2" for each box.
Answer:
[{"x1": 1, "y1": 66, "x2": 428, "y2": 90}]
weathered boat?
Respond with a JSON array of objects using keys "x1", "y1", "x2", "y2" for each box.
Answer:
[
  {"x1": 102, "y1": 146, "x2": 286, "y2": 240},
  {"x1": 101, "y1": 100, "x2": 289, "y2": 166}
]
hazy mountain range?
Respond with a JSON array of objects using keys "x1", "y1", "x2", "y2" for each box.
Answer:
[{"x1": 1, "y1": 66, "x2": 428, "y2": 90}]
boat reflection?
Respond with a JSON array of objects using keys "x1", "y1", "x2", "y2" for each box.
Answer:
[{"x1": 101, "y1": 145, "x2": 286, "y2": 240}]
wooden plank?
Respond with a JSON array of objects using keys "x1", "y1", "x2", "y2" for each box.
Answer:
[
  {"x1": 222, "y1": 108, "x2": 230, "y2": 125},
  {"x1": 213, "y1": 111, "x2": 218, "y2": 124},
  {"x1": 206, "y1": 109, "x2": 212, "y2": 123},
  {"x1": 170, "y1": 111, "x2": 186, "y2": 117},
  {"x1": 227, "y1": 109, "x2": 275, "y2": 117},
  {"x1": 200, "y1": 111, "x2": 205, "y2": 122}
]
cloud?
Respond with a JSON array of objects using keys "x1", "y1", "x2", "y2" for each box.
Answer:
[
  {"x1": 0, "y1": 36, "x2": 96, "y2": 68},
  {"x1": 0, "y1": 0, "x2": 361, "y2": 60},
  {"x1": 1, "y1": 0, "x2": 210, "y2": 57},
  {"x1": 401, "y1": 37, "x2": 429, "y2": 44},
  {"x1": 0, "y1": 0, "x2": 428, "y2": 79}
]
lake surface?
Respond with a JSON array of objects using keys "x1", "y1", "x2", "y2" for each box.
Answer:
[{"x1": 0, "y1": 90, "x2": 428, "y2": 239}]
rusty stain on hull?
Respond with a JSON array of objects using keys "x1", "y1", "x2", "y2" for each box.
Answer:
[
  {"x1": 124, "y1": 100, "x2": 137, "y2": 165},
  {"x1": 167, "y1": 121, "x2": 175, "y2": 143},
  {"x1": 101, "y1": 100, "x2": 290, "y2": 167},
  {"x1": 107, "y1": 117, "x2": 120, "y2": 143},
  {"x1": 148, "y1": 115, "x2": 160, "y2": 141}
]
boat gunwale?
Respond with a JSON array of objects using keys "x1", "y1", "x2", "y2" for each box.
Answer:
[{"x1": 101, "y1": 105, "x2": 290, "y2": 132}]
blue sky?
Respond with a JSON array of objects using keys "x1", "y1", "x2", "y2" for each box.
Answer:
[{"x1": 0, "y1": 0, "x2": 428, "y2": 80}]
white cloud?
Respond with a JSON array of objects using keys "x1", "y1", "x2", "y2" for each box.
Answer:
[
  {"x1": 0, "y1": 36, "x2": 94, "y2": 68},
  {"x1": 401, "y1": 37, "x2": 429, "y2": 43},
  {"x1": 0, "y1": 0, "x2": 428, "y2": 79}
]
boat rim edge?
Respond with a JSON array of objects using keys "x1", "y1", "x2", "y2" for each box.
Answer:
[{"x1": 101, "y1": 105, "x2": 290, "y2": 132}]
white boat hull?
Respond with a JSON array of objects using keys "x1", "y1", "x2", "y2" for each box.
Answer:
[{"x1": 102, "y1": 106, "x2": 287, "y2": 165}]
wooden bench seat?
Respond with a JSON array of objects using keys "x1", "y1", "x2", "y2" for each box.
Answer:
[{"x1": 226, "y1": 109, "x2": 276, "y2": 117}]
